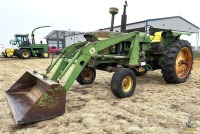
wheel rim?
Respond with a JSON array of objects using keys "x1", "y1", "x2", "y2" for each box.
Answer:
[
  {"x1": 82, "y1": 68, "x2": 93, "y2": 81},
  {"x1": 122, "y1": 76, "x2": 133, "y2": 93},
  {"x1": 175, "y1": 47, "x2": 192, "y2": 79},
  {"x1": 135, "y1": 67, "x2": 146, "y2": 72},
  {"x1": 22, "y1": 51, "x2": 29, "y2": 58},
  {"x1": 43, "y1": 53, "x2": 49, "y2": 58}
]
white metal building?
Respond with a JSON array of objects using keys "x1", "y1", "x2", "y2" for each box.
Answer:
[
  {"x1": 44, "y1": 30, "x2": 85, "y2": 49},
  {"x1": 65, "y1": 33, "x2": 85, "y2": 47}
]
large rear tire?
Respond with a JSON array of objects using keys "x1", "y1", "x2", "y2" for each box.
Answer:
[
  {"x1": 19, "y1": 49, "x2": 31, "y2": 59},
  {"x1": 76, "y1": 66, "x2": 96, "y2": 85},
  {"x1": 111, "y1": 68, "x2": 136, "y2": 98},
  {"x1": 160, "y1": 40, "x2": 193, "y2": 83}
]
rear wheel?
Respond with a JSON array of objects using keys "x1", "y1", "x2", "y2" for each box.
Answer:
[
  {"x1": 111, "y1": 68, "x2": 136, "y2": 98},
  {"x1": 161, "y1": 40, "x2": 193, "y2": 83},
  {"x1": 42, "y1": 52, "x2": 49, "y2": 58},
  {"x1": 20, "y1": 49, "x2": 31, "y2": 59},
  {"x1": 132, "y1": 66, "x2": 148, "y2": 76},
  {"x1": 76, "y1": 66, "x2": 96, "y2": 85}
]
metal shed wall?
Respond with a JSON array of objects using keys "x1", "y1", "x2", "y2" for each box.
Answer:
[{"x1": 147, "y1": 17, "x2": 199, "y2": 33}]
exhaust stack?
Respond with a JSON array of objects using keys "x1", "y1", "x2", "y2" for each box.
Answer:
[{"x1": 121, "y1": 1, "x2": 128, "y2": 33}]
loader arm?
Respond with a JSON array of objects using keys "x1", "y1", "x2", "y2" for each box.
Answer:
[{"x1": 48, "y1": 32, "x2": 136, "y2": 92}]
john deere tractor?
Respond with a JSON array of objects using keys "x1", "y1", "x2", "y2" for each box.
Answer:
[
  {"x1": 10, "y1": 26, "x2": 50, "y2": 59},
  {"x1": 6, "y1": 1, "x2": 193, "y2": 125}
]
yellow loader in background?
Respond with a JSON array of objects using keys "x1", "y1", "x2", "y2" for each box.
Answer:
[{"x1": 1, "y1": 48, "x2": 14, "y2": 58}]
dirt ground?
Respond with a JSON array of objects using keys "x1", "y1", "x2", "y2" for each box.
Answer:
[{"x1": 0, "y1": 56, "x2": 200, "y2": 134}]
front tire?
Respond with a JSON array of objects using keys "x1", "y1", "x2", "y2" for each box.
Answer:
[
  {"x1": 76, "y1": 66, "x2": 96, "y2": 85},
  {"x1": 111, "y1": 68, "x2": 136, "y2": 98},
  {"x1": 160, "y1": 40, "x2": 193, "y2": 83}
]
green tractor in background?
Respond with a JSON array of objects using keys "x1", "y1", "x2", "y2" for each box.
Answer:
[{"x1": 10, "y1": 26, "x2": 50, "y2": 59}]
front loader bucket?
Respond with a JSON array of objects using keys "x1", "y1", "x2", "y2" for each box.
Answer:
[{"x1": 6, "y1": 71, "x2": 66, "y2": 125}]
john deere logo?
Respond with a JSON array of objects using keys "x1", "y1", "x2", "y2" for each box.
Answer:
[{"x1": 90, "y1": 47, "x2": 96, "y2": 54}]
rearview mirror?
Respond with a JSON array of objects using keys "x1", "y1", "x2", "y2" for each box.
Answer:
[{"x1": 9, "y1": 39, "x2": 16, "y2": 45}]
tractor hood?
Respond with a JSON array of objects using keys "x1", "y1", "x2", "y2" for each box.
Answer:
[{"x1": 84, "y1": 31, "x2": 123, "y2": 42}]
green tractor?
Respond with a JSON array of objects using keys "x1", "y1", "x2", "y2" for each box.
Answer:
[
  {"x1": 6, "y1": 1, "x2": 193, "y2": 125},
  {"x1": 11, "y1": 26, "x2": 50, "y2": 59}
]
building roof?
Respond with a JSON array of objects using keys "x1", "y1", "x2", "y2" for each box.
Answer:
[
  {"x1": 44, "y1": 30, "x2": 84, "y2": 39},
  {"x1": 101, "y1": 16, "x2": 199, "y2": 33}
]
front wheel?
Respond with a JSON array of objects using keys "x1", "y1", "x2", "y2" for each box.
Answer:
[
  {"x1": 76, "y1": 66, "x2": 96, "y2": 85},
  {"x1": 111, "y1": 68, "x2": 136, "y2": 98},
  {"x1": 160, "y1": 40, "x2": 193, "y2": 83}
]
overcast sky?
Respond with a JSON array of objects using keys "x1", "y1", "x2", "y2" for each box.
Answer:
[{"x1": 0, "y1": 0, "x2": 199, "y2": 47}]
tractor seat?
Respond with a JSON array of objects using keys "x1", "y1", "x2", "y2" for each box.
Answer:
[{"x1": 150, "y1": 32, "x2": 162, "y2": 43}]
